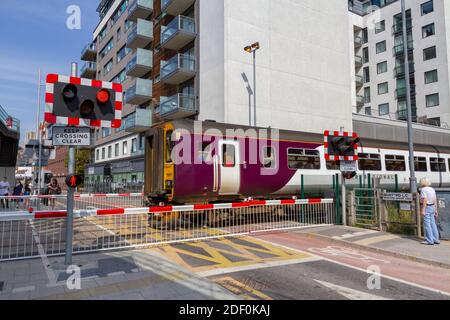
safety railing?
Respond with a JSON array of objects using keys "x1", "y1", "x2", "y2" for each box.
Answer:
[{"x1": 0, "y1": 198, "x2": 335, "y2": 261}]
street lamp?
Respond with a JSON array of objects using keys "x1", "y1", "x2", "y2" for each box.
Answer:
[
  {"x1": 244, "y1": 42, "x2": 260, "y2": 127},
  {"x1": 401, "y1": 0, "x2": 418, "y2": 192}
]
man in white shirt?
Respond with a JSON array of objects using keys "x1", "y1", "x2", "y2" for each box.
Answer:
[
  {"x1": 0, "y1": 177, "x2": 10, "y2": 209},
  {"x1": 420, "y1": 178, "x2": 440, "y2": 245}
]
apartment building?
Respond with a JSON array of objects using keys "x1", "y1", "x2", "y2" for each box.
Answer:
[
  {"x1": 81, "y1": 0, "x2": 154, "y2": 185},
  {"x1": 349, "y1": 0, "x2": 450, "y2": 128}
]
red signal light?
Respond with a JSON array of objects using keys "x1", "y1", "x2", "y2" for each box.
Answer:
[{"x1": 96, "y1": 89, "x2": 110, "y2": 104}]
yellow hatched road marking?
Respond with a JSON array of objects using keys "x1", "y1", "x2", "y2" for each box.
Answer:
[{"x1": 214, "y1": 276, "x2": 273, "y2": 301}]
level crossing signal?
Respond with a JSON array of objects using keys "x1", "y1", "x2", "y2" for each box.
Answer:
[
  {"x1": 324, "y1": 131, "x2": 360, "y2": 180},
  {"x1": 65, "y1": 175, "x2": 83, "y2": 188},
  {"x1": 45, "y1": 74, "x2": 123, "y2": 129}
]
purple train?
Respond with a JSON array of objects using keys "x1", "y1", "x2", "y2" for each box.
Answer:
[{"x1": 145, "y1": 120, "x2": 450, "y2": 205}]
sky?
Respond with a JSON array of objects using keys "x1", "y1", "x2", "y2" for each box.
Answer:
[{"x1": 0, "y1": 0, "x2": 100, "y2": 143}]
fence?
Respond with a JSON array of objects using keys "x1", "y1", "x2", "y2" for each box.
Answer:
[
  {"x1": 0, "y1": 196, "x2": 335, "y2": 261},
  {"x1": 82, "y1": 182, "x2": 144, "y2": 194}
]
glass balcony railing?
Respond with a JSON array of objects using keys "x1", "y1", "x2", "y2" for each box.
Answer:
[
  {"x1": 127, "y1": 19, "x2": 153, "y2": 49},
  {"x1": 396, "y1": 107, "x2": 417, "y2": 121},
  {"x1": 161, "y1": 0, "x2": 196, "y2": 16},
  {"x1": 0, "y1": 104, "x2": 20, "y2": 133},
  {"x1": 160, "y1": 54, "x2": 196, "y2": 84},
  {"x1": 356, "y1": 95, "x2": 365, "y2": 106},
  {"x1": 392, "y1": 19, "x2": 413, "y2": 34},
  {"x1": 355, "y1": 55, "x2": 363, "y2": 66},
  {"x1": 126, "y1": 48, "x2": 152, "y2": 77},
  {"x1": 81, "y1": 42, "x2": 96, "y2": 61},
  {"x1": 161, "y1": 15, "x2": 196, "y2": 50},
  {"x1": 393, "y1": 41, "x2": 414, "y2": 55},
  {"x1": 125, "y1": 108, "x2": 152, "y2": 133},
  {"x1": 395, "y1": 85, "x2": 416, "y2": 99},
  {"x1": 125, "y1": 78, "x2": 153, "y2": 105},
  {"x1": 128, "y1": 0, "x2": 153, "y2": 21},
  {"x1": 355, "y1": 75, "x2": 364, "y2": 86},
  {"x1": 157, "y1": 93, "x2": 197, "y2": 120},
  {"x1": 394, "y1": 62, "x2": 415, "y2": 77},
  {"x1": 80, "y1": 62, "x2": 97, "y2": 79}
]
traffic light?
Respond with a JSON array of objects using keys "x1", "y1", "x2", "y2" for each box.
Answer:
[
  {"x1": 44, "y1": 173, "x2": 53, "y2": 184},
  {"x1": 342, "y1": 171, "x2": 357, "y2": 180},
  {"x1": 45, "y1": 74, "x2": 123, "y2": 128},
  {"x1": 324, "y1": 131, "x2": 360, "y2": 161},
  {"x1": 66, "y1": 175, "x2": 83, "y2": 188}
]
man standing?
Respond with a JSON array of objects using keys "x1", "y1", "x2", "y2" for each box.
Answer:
[
  {"x1": 420, "y1": 178, "x2": 441, "y2": 245},
  {"x1": 0, "y1": 177, "x2": 11, "y2": 209}
]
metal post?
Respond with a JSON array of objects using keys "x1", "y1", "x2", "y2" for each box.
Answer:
[
  {"x1": 253, "y1": 50, "x2": 257, "y2": 127},
  {"x1": 335, "y1": 174, "x2": 341, "y2": 224},
  {"x1": 401, "y1": 0, "x2": 418, "y2": 193},
  {"x1": 36, "y1": 69, "x2": 43, "y2": 195},
  {"x1": 65, "y1": 62, "x2": 77, "y2": 266},
  {"x1": 342, "y1": 175, "x2": 347, "y2": 226}
]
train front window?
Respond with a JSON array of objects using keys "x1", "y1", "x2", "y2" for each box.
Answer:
[
  {"x1": 385, "y1": 155, "x2": 406, "y2": 171},
  {"x1": 288, "y1": 149, "x2": 321, "y2": 170},
  {"x1": 414, "y1": 157, "x2": 428, "y2": 172},
  {"x1": 358, "y1": 153, "x2": 382, "y2": 171},
  {"x1": 165, "y1": 130, "x2": 174, "y2": 163},
  {"x1": 430, "y1": 158, "x2": 446, "y2": 172},
  {"x1": 222, "y1": 144, "x2": 236, "y2": 167}
]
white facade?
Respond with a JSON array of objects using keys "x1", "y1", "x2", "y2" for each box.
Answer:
[
  {"x1": 350, "y1": 0, "x2": 450, "y2": 128},
  {"x1": 93, "y1": 134, "x2": 144, "y2": 164},
  {"x1": 199, "y1": 0, "x2": 354, "y2": 134}
]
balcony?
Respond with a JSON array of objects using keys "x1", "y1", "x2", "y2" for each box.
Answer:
[
  {"x1": 128, "y1": 0, "x2": 153, "y2": 22},
  {"x1": 125, "y1": 78, "x2": 153, "y2": 105},
  {"x1": 355, "y1": 75, "x2": 364, "y2": 87},
  {"x1": 356, "y1": 95, "x2": 365, "y2": 107},
  {"x1": 355, "y1": 55, "x2": 363, "y2": 67},
  {"x1": 161, "y1": 15, "x2": 196, "y2": 50},
  {"x1": 393, "y1": 41, "x2": 414, "y2": 56},
  {"x1": 80, "y1": 62, "x2": 97, "y2": 79},
  {"x1": 126, "y1": 48, "x2": 153, "y2": 78},
  {"x1": 156, "y1": 93, "x2": 197, "y2": 120},
  {"x1": 392, "y1": 19, "x2": 412, "y2": 34},
  {"x1": 394, "y1": 62, "x2": 415, "y2": 78},
  {"x1": 81, "y1": 42, "x2": 97, "y2": 61},
  {"x1": 161, "y1": 0, "x2": 196, "y2": 16},
  {"x1": 354, "y1": 36, "x2": 363, "y2": 48},
  {"x1": 396, "y1": 107, "x2": 417, "y2": 121},
  {"x1": 125, "y1": 108, "x2": 152, "y2": 133},
  {"x1": 395, "y1": 85, "x2": 416, "y2": 99},
  {"x1": 127, "y1": 19, "x2": 153, "y2": 50},
  {"x1": 160, "y1": 54, "x2": 196, "y2": 85}
]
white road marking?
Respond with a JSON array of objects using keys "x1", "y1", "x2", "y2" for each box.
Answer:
[
  {"x1": 314, "y1": 280, "x2": 389, "y2": 300},
  {"x1": 12, "y1": 286, "x2": 36, "y2": 294},
  {"x1": 332, "y1": 230, "x2": 379, "y2": 240},
  {"x1": 251, "y1": 236, "x2": 450, "y2": 297}
]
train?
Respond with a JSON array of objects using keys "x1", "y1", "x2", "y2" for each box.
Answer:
[{"x1": 144, "y1": 119, "x2": 450, "y2": 205}]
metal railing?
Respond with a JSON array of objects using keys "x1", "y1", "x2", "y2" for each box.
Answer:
[
  {"x1": 0, "y1": 196, "x2": 335, "y2": 261},
  {"x1": 160, "y1": 54, "x2": 196, "y2": 80},
  {"x1": 161, "y1": 15, "x2": 196, "y2": 45}
]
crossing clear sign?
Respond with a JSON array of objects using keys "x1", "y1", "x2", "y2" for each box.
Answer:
[{"x1": 52, "y1": 126, "x2": 91, "y2": 146}]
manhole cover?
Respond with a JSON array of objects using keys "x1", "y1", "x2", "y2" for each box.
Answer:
[{"x1": 0, "y1": 281, "x2": 4, "y2": 292}]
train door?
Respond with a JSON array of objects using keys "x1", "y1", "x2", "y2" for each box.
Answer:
[{"x1": 217, "y1": 140, "x2": 241, "y2": 195}]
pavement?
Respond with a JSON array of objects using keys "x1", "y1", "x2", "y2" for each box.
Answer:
[{"x1": 1, "y1": 225, "x2": 450, "y2": 300}]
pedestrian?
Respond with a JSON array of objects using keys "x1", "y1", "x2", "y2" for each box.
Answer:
[
  {"x1": 0, "y1": 177, "x2": 10, "y2": 209},
  {"x1": 12, "y1": 179, "x2": 24, "y2": 209},
  {"x1": 420, "y1": 178, "x2": 441, "y2": 246},
  {"x1": 47, "y1": 178, "x2": 61, "y2": 210},
  {"x1": 23, "y1": 182, "x2": 31, "y2": 209}
]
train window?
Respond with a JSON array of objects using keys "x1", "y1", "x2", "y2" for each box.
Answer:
[
  {"x1": 358, "y1": 153, "x2": 382, "y2": 171},
  {"x1": 430, "y1": 158, "x2": 446, "y2": 172},
  {"x1": 414, "y1": 157, "x2": 428, "y2": 172},
  {"x1": 385, "y1": 155, "x2": 406, "y2": 171},
  {"x1": 165, "y1": 130, "x2": 174, "y2": 163},
  {"x1": 222, "y1": 144, "x2": 236, "y2": 167},
  {"x1": 326, "y1": 161, "x2": 340, "y2": 170},
  {"x1": 263, "y1": 147, "x2": 276, "y2": 169},
  {"x1": 288, "y1": 149, "x2": 321, "y2": 170}
]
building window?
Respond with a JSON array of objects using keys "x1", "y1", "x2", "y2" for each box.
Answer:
[
  {"x1": 365, "y1": 107, "x2": 372, "y2": 116},
  {"x1": 421, "y1": 0, "x2": 434, "y2": 15},
  {"x1": 363, "y1": 67, "x2": 370, "y2": 82},
  {"x1": 102, "y1": 128, "x2": 111, "y2": 138},
  {"x1": 139, "y1": 134, "x2": 145, "y2": 150},
  {"x1": 131, "y1": 138, "x2": 137, "y2": 153},
  {"x1": 423, "y1": 46, "x2": 437, "y2": 61},
  {"x1": 363, "y1": 47, "x2": 369, "y2": 63},
  {"x1": 102, "y1": 148, "x2": 106, "y2": 160},
  {"x1": 379, "y1": 103, "x2": 389, "y2": 116},
  {"x1": 362, "y1": 28, "x2": 368, "y2": 44},
  {"x1": 422, "y1": 23, "x2": 435, "y2": 38},
  {"x1": 115, "y1": 143, "x2": 119, "y2": 157},
  {"x1": 103, "y1": 59, "x2": 113, "y2": 76},
  {"x1": 376, "y1": 41, "x2": 386, "y2": 54},
  {"x1": 96, "y1": 149, "x2": 100, "y2": 161},
  {"x1": 364, "y1": 87, "x2": 371, "y2": 103},
  {"x1": 117, "y1": 45, "x2": 131, "y2": 63},
  {"x1": 98, "y1": 26, "x2": 108, "y2": 43},
  {"x1": 287, "y1": 149, "x2": 320, "y2": 170},
  {"x1": 378, "y1": 82, "x2": 389, "y2": 95},
  {"x1": 108, "y1": 146, "x2": 112, "y2": 158},
  {"x1": 123, "y1": 141, "x2": 128, "y2": 155},
  {"x1": 113, "y1": 68, "x2": 127, "y2": 84},
  {"x1": 125, "y1": 19, "x2": 134, "y2": 31},
  {"x1": 426, "y1": 93, "x2": 439, "y2": 107},
  {"x1": 425, "y1": 70, "x2": 438, "y2": 84},
  {"x1": 377, "y1": 61, "x2": 388, "y2": 74},
  {"x1": 117, "y1": 27, "x2": 121, "y2": 41},
  {"x1": 375, "y1": 20, "x2": 385, "y2": 34},
  {"x1": 99, "y1": 38, "x2": 114, "y2": 59}
]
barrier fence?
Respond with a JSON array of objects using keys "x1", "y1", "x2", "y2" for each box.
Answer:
[{"x1": 0, "y1": 195, "x2": 335, "y2": 262}]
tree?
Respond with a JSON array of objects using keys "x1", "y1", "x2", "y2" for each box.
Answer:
[{"x1": 65, "y1": 149, "x2": 91, "y2": 177}]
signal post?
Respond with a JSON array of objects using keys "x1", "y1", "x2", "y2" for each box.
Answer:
[
  {"x1": 324, "y1": 131, "x2": 360, "y2": 226},
  {"x1": 45, "y1": 66, "x2": 122, "y2": 265}
]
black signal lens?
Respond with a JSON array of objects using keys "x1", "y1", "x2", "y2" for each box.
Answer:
[
  {"x1": 62, "y1": 84, "x2": 78, "y2": 102},
  {"x1": 80, "y1": 100, "x2": 94, "y2": 117}
]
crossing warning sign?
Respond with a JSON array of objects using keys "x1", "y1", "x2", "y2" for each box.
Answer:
[{"x1": 52, "y1": 126, "x2": 90, "y2": 146}]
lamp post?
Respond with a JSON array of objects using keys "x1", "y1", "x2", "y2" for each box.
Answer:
[
  {"x1": 244, "y1": 42, "x2": 260, "y2": 127},
  {"x1": 401, "y1": 0, "x2": 417, "y2": 192}
]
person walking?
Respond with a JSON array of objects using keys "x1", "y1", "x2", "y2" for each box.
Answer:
[
  {"x1": 420, "y1": 178, "x2": 441, "y2": 246},
  {"x1": 47, "y1": 178, "x2": 61, "y2": 210},
  {"x1": 0, "y1": 177, "x2": 11, "y2": 209},
  {"x1": 23, "y1": 182, "x2": 31, "y2": 209},
  {"x1": 12, "y1": 179, "x2": 24, "y2": 209}
]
